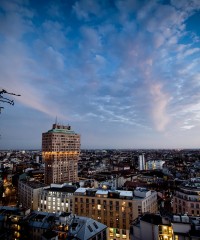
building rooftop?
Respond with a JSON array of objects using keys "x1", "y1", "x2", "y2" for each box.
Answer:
[
  {"x1": 47, "y1": 129, "x2": 76, "y2": 134},
  {"x1": 19, "y1": 180, "x2": 46, "y2": 189},
  {"x1": 96, "y1": 190, "x2": 109, "y2": 195},
  {"x1": 42, "y1": 230, "x2": 58, "y2": 239},
  {"x1": 118, "y1": 190, "x2": 133, "y2": 198},
  {"x1": 140, "y1": 213, "x2": 163, "y2": 225},
  {"x1": 69, "y1": 216, "x2": 107, "y2": 239},
  {"x1": 74, "y1": 187, "x2": 154, "y2": 200},
  {"x1": 44, "y1": 185, "x2": 77, "y2": 193},
  {"x1": 44, "y1": 124, "x2": 77, "y2": 135}
]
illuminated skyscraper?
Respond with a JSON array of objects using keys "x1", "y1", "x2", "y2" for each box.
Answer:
[{"x1": 42, "y1": 123, "x2": 80, "y2": 184}]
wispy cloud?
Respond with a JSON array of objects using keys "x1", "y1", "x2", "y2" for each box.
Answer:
[
  {"x1": 149, "y1": 82, "x2": 171, "y2": 131},
  {"x1": 1, "y1": 0, "x2": 200, "y2": 148}
]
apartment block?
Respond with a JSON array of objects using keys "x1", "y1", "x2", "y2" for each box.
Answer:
[
  {"x1": 73, "y1": 187, "x2": 157, "y2": 240},
  {"x1": 173, "y1": 177, "x2": 200, "y2": 216},
  {"x1": 39, "y1": 183, "x2": 76, "y2": 213},
  {"x1": 18, "y1": 180, "x2": 46, "y2": 210}
]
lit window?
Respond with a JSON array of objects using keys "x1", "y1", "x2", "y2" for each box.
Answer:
[
  {"x1": 97, "y1": 204, "x2": 101, "y2": 210},
  {"x1": 109, "y1": 228, "x2": 114, "y2": 237}
]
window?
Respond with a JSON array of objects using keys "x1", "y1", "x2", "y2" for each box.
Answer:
[
  {"x1": 109, "y1": 228, "x2": 114, "y2": 237},
  {"x1": 88, "y1": 225, "x2": 93, "y2": 232},
  {"x1": 97, "y1": 205, "x2": 101, "y2": 210},
  {"x1": 93, "y1": 222, "x2": 98, "y2": 229}
]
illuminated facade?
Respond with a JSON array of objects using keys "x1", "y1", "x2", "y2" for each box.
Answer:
[
  {"x1": 73, "y1": 187, "x2": 157, "y2": 240},
  {"x1": 42, "y1": 124, "x2": 80, "y2": 184},
  {"x1": 39, "y1": 183, "x2": 76, "y2": 213}
]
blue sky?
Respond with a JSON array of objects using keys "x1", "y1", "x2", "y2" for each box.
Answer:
[{"x1": 1, "y1": 0, "x2": 200, "y2": 150}]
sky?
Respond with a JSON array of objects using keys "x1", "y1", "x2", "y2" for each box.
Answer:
[{"x1": 1, "y1": 0, "x2": 200, "y2": 150}]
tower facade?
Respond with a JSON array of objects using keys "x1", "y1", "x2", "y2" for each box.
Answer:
[{"x1": 42, "y1": 123, "x2": 80, "y2": 184}]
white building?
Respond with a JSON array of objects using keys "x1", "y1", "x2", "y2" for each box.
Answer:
[
  {"x1": 146, "y1": 160, "x2": 165, "y2": 170},
  {"x1": 138, "y1": 154, "x2": 146, "y2": 171},
  {"x1": 39, "y1": 183, "x2": 77, "y2": 213}
]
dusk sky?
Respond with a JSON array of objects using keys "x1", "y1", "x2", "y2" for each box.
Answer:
[{"x1": 1, "y1": 0, "x2": 200, "y2": 150}]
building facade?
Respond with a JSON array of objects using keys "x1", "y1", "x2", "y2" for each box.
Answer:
[
  {"x1": 39, "y1": 183, "x2": 76, "y2": 213},
  {"x1": 18, "y1": 180, "x2": 46, "y2": 210},
  {"x1": 73, "y1": 187, "x2": 157, "y2": 240},
  {"x1": 146, "y1": 160, "x2": 165, "y2": 170},
  {"x1": 42, "y1": 123, "x2": 80, "y2": 184},
  {"x1": 173, "y1": 177, "x2": 200, "y2": 216}
]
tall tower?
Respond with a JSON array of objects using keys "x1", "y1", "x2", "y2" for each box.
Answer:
[{"x1": 42, "y1": 123, "x2": 80, "y2": 184}]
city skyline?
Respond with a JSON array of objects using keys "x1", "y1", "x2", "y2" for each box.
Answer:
[{"x1": 1, "y1": 0, "x2": 200, "y2": 150}]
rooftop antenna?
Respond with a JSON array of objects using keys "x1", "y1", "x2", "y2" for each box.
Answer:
[
  {"x1": 0, "y1": 88, "x2": 20, "y2": 113},
  {"x1": 55, "y1": 116, "x2": 58, "y2": 124}
]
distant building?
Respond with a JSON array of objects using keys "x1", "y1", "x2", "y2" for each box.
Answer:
[
  {"x1": 18, "y1": 180, "x2": 46, "y2": 210},
  {"x1": 138, "y1": 154, "x2": 146, "y2": 171},
  {"x1": 28, "y1": 169, "x2": 44, "y2": 182},
  {"x1": 173, "y1": 177, "x2": 200, "y2": 216},
  {"x1": 73, "y1": 187, "x2": 157, "y2": 240},
  {"x1": 42, "y1": 123, "x2": 80, "y2": 184},
  {"x1": 146, "y1": 160, "x2": 165, "y2": 170},
  {"x1": 39, "y1": 183, "x2": 77, "y2": 213}
]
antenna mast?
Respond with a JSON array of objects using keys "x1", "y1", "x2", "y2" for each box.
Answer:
[{"x1": 0, "y1": 88, "x2": 21, "y2": 113}]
